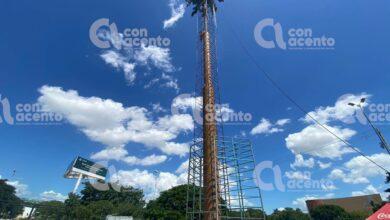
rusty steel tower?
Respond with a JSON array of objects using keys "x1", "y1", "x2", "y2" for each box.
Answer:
[
  {"x1": 201, "y1": 4, "x2": 219, "y2": 219},
  {"x1": 186, "y1": 1, "x2": 265, "y2": 219}
]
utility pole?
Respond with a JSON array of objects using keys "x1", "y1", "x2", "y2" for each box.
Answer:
[{"x1": 349, "y1": 98, "x2": 390, "y2": 154}]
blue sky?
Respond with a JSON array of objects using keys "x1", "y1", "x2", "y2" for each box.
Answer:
[{"x1": 1, "y1": 0, "x2": 390, "y2": 214}]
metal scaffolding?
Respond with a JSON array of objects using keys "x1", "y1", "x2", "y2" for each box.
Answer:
[
  {"x1": 187, "y1": 137, "x2": 266, "y2": 219},
  {"x1": 186, "y1": 2, "x2": 265, "y2": 219}
]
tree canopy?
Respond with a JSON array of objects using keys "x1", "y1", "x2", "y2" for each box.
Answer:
[
  {"x1": 267, "y1": 207, "x2": 310, "y2": 220},
  {"x1": 310, "y1": 205, "x2": 350, "y2": 220},
  {"x1": 34, "y1": 182, "x2": 145, "y2": 219},
  {"x1": 144, "y1": 184, "x2": 189, "y2": 219},
  {"x1": 0, "y1": 179, "x2": 23, "y2": 219}
]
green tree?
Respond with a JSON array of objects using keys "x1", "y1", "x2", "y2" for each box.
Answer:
[
  {"x1": 245, "y1": 208, "x2": 266, "y2": 218},
  {"x1": 144, "y1": 184, "x2": 190, "y2": 219},
  {"x1": 87, "y1": 200, "x2": 114, "y2": 219},
  {"x1": 64, "y1": 193, "x2": 81, "y2": 219},
  {"x1": 0, "y1": 179, "x2": 23, "y2": 218},
  {"x1": 310, "y1": 205, "x2": 350, "y2": 220},
  {"x1": 80, "y1": 182, "x2": 145, "y2": 217},
  {"x1": 348, "y1": 210, "x2": 370, "y2": 220},
  {"x1": 73, "y1": 205, "x2": 92, "y2": 219},
  {"x1": 35, "y1": 201, "x2": 66, "y2": 220},
  {"x1": 267, "y1": 208, "x2": 310, "y2": 220},
  {"x1": 81, "y1": 182, "x2": 144, "y2": 205}
]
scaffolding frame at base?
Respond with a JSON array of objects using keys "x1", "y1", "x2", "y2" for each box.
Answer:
[{"x1": 186, "y1": 137, "x2": 266, "y2": 220}]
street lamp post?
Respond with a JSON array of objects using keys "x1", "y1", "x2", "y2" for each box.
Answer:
[{"x1": 348, "y1": 98, "x2": 390, "y2": 154}]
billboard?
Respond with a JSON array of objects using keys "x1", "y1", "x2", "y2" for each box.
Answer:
[{"x1": 64, "y1": 156, "x2": 107, "y2": 180}]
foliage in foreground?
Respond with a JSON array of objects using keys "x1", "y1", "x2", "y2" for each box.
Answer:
[
  {"x1": 35, "y1": 182, "x2": 145, "y2": 219},
  {"x1": 310, "y1": 205, "x2": 370, "y2": 220},
  {"x1": 2, "y1": 180, "x2": 383, "y2": 219},
  {"x1": 0, "y1": 179, "x2": 23, "y2": 218}
]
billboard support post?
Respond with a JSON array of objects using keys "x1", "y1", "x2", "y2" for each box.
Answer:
[{"x1": 73, "y1": 173, "x2": 83, "y2": 193}]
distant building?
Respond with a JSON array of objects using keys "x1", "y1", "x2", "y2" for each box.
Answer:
[{"x1": 306, "y1": 194, "x2": 382, "y2": 213}]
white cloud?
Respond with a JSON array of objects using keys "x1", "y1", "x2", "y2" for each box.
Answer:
[
  {"x1": 111, "y1": 168, "x2": 187, "y2": 201},
  {"x1": 151, "y1": 103, "x2": 166, "y2": 113},
  {"x1": 101, "y1": 50, "x2": 136, "y2": 84},
  {"x1": 302, "y1": 93, "x2": 370, "y2": 124},
  {"x1": 91, "y1": 147, "x2": 168, "y2": 166},
  {"x1": 292, "y1": 195, "x2": 319, "y2": 211},
  {"x1": 251, "y1": 118, "x2": 290, "y2": 135},
  {"x1": 328, "y1": 169, "x2": 362, "y2": 183},
  {"x1": 329, "y1": 153, "x2": 390, "y2": 184},
  {"x1": 163, "y1": 0, "x2": 186, "y2": 29},
  {"x1": 285, "y1": 171, "x2": 310, "y2": 180},
  {"x1": 285, "y1": 124, "x2": 356, "y2": 159},
  {"x1": 171, "y1": 95, "x2": 199, "y2": 112},
  {"x1": 161, "y1": 73, "x2": 179, "y2": 93},
  {"x1": 7, "y1": 180, "x2": 29, "y2": 197},
  {"x1": 91, "y1": 147, "x2": 129, "y2": 161},
  {"x1": 292, "y1": 194, "x2": 334, "y2": 212},
  {"x1": 276, "y1": 118, "x2": 291, "y2": 126},
  {"x1": 134, "y1": 45, "x2": 174, "y2": 73},
  {"x1": 123, "y1": 154, "x2": 168, "y2": 166},
  {"x1": 144, "y1": 78, "x2": 160, "y2": 89},
  {"x1": 290, "y1": 154, "x2": 315, "y2": 170},
  {"x1": 175, "y1": 159, "x2": 189, "y2": 174},
  {"x1": 285, "y1": 93, "x2": 371, "y2": 160},
  {"x1": 40, "y1": 190, "x2": 68, "y2": 202},
  {"x1": 317, "y1": 161, "x2": 332, "y2": 169},
  {"x1": 38, "y1": 86, "x2": 193, "y2": 157},
  {"x1": 351, "y1": 185, "x2": 389, "y2": 200},
  {"x1": 171, "y1": 94, "x2": 237, "y2": 124},
  {"x1": 100, "y1": 41, "x2": 177, "y2": 91},
  {"x1": 321, "y1": 183, "x2": 337, "y2": 191}
]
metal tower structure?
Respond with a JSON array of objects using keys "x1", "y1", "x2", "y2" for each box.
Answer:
[{"x1": 186, "y1": 1, "x2": 265, "y2": 219}]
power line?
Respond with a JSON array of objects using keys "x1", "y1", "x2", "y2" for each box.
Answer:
[{"x1": 225, "y1": 20, "x2": 390, "y2": 173}]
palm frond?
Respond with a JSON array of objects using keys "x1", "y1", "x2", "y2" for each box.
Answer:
[{"x1": 186, "y1": 0, "x2": 224, "y2": 16}]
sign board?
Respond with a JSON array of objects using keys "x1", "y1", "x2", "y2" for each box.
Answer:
[
  {"x1": 64, "y1": 156, "x2": 107, "y2": 180},
  {"x1": 367, "y1": 203, "x2": 390, "y2": 220}
]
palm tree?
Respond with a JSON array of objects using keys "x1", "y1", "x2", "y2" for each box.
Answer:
[{"x1": 186, "y1": 0, "x2": 224, "y2": 16}]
